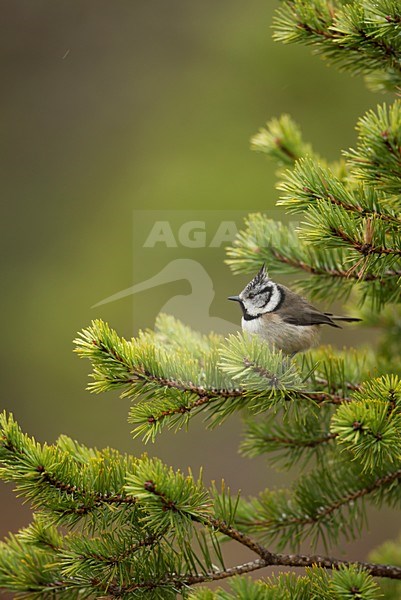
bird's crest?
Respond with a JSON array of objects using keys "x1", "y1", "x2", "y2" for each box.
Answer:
[
  {"x1": 255, "y1": 263, "x2": 267, "y2": 282},
  {"x1": 245, "y1": 264, "x2": 268, "y2": 292}
]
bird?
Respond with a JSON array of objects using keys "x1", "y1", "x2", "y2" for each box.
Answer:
[{"x1": 228, "y1": 265, "x2": 361, "y2": 355}]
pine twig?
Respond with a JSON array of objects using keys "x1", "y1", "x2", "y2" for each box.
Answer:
[
  {"x1": 270, "y1": 247, "x2": 401, "y2": 281},
  {"x1": 242, "y1": 467, "x2": 401, "y2": 531}
]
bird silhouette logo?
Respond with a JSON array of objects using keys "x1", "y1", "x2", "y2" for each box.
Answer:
[{"x1": 93, "y1": 259, "x2": 237, "y2": 335}]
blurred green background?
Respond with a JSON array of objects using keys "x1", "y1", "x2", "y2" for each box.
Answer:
[{"x1": 0, "y1": 0, "x2": 396, "y2": 586}]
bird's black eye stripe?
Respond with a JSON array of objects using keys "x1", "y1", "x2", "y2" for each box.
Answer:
[{"x1": 248, "y1": 285, "x2": 272, "y2": 300}]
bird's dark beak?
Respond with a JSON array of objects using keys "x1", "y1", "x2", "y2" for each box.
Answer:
[{"x1": 228, "y1": 295, "x2": 241, "y2": 302}]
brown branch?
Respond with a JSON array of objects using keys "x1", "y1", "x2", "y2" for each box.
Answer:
[
  {"x1": 37, "y1": 551, "x2": 401, "y2": 599},
  {"x1": 146, "y1": 395, "x2": 221, "y2": 424},
  {"x1": 259, "y1": 431, "x2": 337, "y2": 449},
  {"x1": 115, "y1": 553, "x2": 401, "y2": 591},
  {"x1": 300, "y1": 184, "x2": 401, "y2": 226},
  {"x1": 35, "y1": 465, "x2": 137, "y2": 515},
  {"x1": 300, "y1": 372, "x2": 360, "y2": 405},
  {"x1": 184, "y1": 553, "x2": 401, "y2": 583},
  {"x1": 242, "y1": 357, "x2": 351, "y2": 405},
  {"x1": 40, "y1": 552, "x2": 401, "y2": 598},
  {"x1": 243, "y1": 357, "x2": 282, "y2": 388},
  {"x1": 274, "y1": 553, "x2": 401, "y2": 579},
  {"x1": 86, "y1": 327, "x2": 358, "y2": 428},
  {"x1": 300, "y1": 468, "x2": 401, "y2": 525},
  {"x1": 138, "y1": 368, "x2": 241, "y2": 400},
  {"x1": 77, "y1": 533, "x2": 161, "y2": 566},
  {"x1": 143, "y1": 367, "x2": 353, "y2": 427},
  {"x1": 270, "y1": 248, "x2": 401, "y2": 280},
  {"x1": 140, "y1": 482, "x2": 401, "y2": 584},
  {"x1": 94, "y1": 338, "x2": 242, "y2": 402},
  {"x1": 96, "y1": 336, "x2": 351, "y2": 410},
  {"x1": 143, "y1": 384, "x2": 352, "y2": 428},
  {"x1": 143, "y1": 386, "x2": 349, "y2": 427},
  {"x1": 296, "y1": 11, "x2": 401, "y2": 72},
  {"x1": 312, "y1": 375, "x2": 361, "y2": 393},
  {"x1": 6, "y1": 469, "x2": 401, "y2": 598},
  {"x1": 244, "y1": 467, "x2": 401, "y2": 531},
  {"x1": 93, "y1": 338, "x2": 247, "y2": 425},
  {"x1": 302, "y1": 390, "x2": 350, "y2": 405},
  {"x1": 329, "y1": 226, "x2": 401, "y2": 257},
  {"x1": 168, "y1": 553, "x2": 401, "y2": 583},
  {"x1": 274, "y1": 136, "x2": 299, "y2": 162},
  {"x1": 133, "y1": 483, "x2": 401, "y2": 588},
  {"x1": 0, "y1": 437, "x2": 138, "y2": 518}
]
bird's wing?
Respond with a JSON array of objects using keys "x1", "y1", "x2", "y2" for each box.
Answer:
[
  {"x1": 281, "y1": 311, "x2": 341, "y2": 328},
  {"x1": 277, "y1": 286, "x2": 341, "y2": 328}
]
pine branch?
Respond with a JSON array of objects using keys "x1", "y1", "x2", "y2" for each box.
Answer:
[
  {"x1": 236, "y1": 464, "x2": 401, "y2": 550},
  {"x1": 75, "y1": 321, "x2": 364, "y2": 443},
  {"x1": 189, "y1": 567, "x2": 381, "y2": 599},
  {"x1": 323, "y1": 226, "x2": 401, "y2": 257},
  {"x1": 346, "y1": 102, "x2": 401, "y2": 195},
  {"x1": 298, "y1": 203, "x2": 401, "y2": 285},
  {"x1": 0, "y1": 413, "x2": 139, "y2": 528},
  {"x1": 289, "y1": 467, "x2": 401, "y2": 526},
  {"x1": 250, "y1": 114, "x2": 319, "y2": 168},
  {"x1": 270, "y1": 246, "x2": 401, "y2": 280},
  {"x1": 273, "y1": 1, "x2": 401, "y2": 90},
  {"x1": 331, "y1": 375, "x2": 401, "y2": 472},
  {"x1": 369, "y1": 531, "x2": 401, "y2": 600},
  {"x1": 2, "y1": 413, "x2": 401, "y2": 599},
  {"x1": 3, "y1": 552, "x2": 398, "y2": 598},
  {"x1": 244, "y1": 431, "x2": 337, "y2": 450},
  {"x1": 1, "y1": 525, "x2": 399, "y2": 598},
  {"x1": 227, "y1": 215, "x2": 401, "y2": 282},
  {"x1": 142, "y1": 552, "x2": 401, "y2": 585},
  {"x1": 278, "y1": 157, "x2": 401, "y2": 225},
  {"x1": 119, "y1": 479, "x2": 401, "y2": 583},
  {"x1": 226, "y1": 213, "x2": 401, "y2": 308},
  {"x1": 240, "y1": 411, "x2": 337, "y2": 469}
]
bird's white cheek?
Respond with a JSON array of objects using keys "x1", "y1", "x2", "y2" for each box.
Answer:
[
  {"x1": 242, "y1": 303, "x2": 259, "y2": 317},
  {"x1": 263, "y1": 286, "x2": 281, "y2": 312}
]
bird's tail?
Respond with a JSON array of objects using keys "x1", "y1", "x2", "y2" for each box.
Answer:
[{"x1": 325, "y1": 313, "x2": 362, "y2": 323}]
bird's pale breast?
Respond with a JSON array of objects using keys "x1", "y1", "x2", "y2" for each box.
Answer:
[{"x1": 242, "y1": 312, "x2": 320, "y2": 354}]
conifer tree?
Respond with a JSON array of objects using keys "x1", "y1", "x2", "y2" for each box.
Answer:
[{"x1": 2, "y1": 1, "x2": 401, "y2": 598}]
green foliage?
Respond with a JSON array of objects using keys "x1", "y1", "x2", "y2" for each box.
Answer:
[
  {"x1": 77, "y1": 317, "x2": 361, "y2": 441},
  {"x1": 251, "y1": 114, "x2": 317, "y2": 168},
  {"x1": 125, "y1": 458, "x2": 212, "y2": 534},
  {"x1": 331, "y1": 376, "x2": 401, "y2": 472},
  {"x1": 354, "y1": 303, "x2": 401, "y2": 375},
  {"x1": 226, "y1": 214, "x2": 358, "y2": 302},
  {"x1": 250, "y1": 113, "x2": 347, "y2": 179},
  {"x1": 346, "y1": 101, "x2": 401, "y2": 195},
  {"x1": 229, "y1": 105, "x2": 401, "y2": 308},
  {"x1": 2, "y1": 0, "x2": 401, "y2": 597},
  {"x1": 0, "y1": 412, "x2": 235, "y2": 598},
  {"x1": 311, "y1": 564, "x2": 380, "y2": 600},
  {"x1": 234, "y1": 448, "x2": 401, "y2": 551},
  {"x1": 273, "y1": 0, "x2": 401, "y2": 92},
  {"x1": 189, "y1": 567, "x2": 381, "y2": 600},
  {"x1": 370, "y1": 533, "x2": 401, "y2": 600},
  {"x1": 189, "y1": 573, "x2": 314, "y2": 599},
  {"x1": 240, "y1": 406, "x2": 335, "y2": 469}
]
